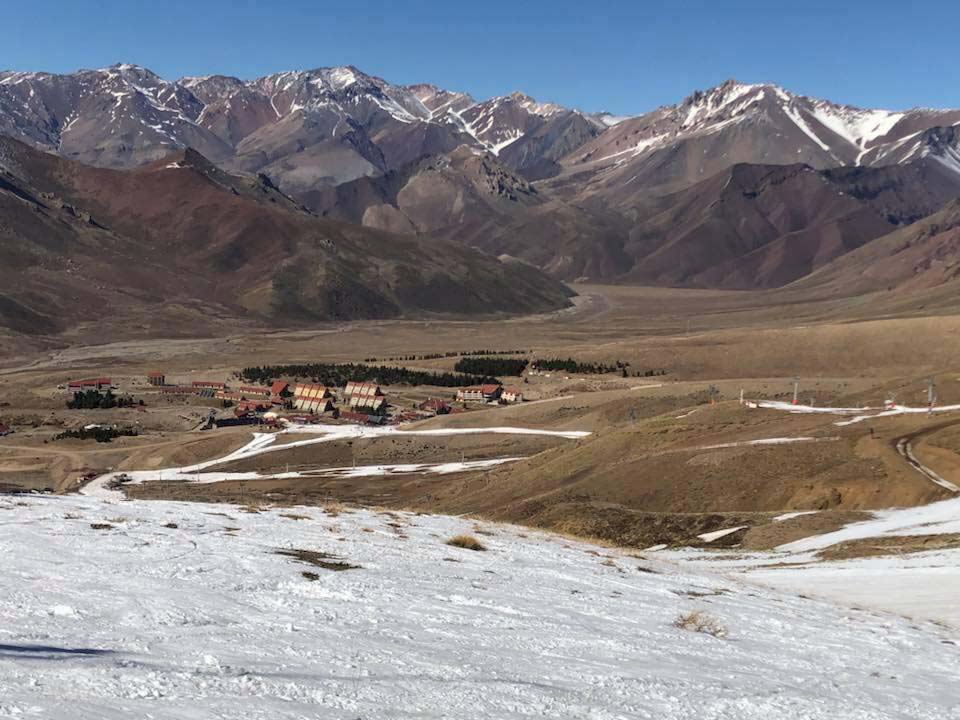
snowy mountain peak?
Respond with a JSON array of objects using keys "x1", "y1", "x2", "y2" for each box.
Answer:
[
  {"x1": 568, "y1": 77, "x2": 960, "y2": 179},
  {"x1": 677, "y1": 80, "x2": 768, "y2": 130},
  {"x1": 505, "y1": 91, "x2": 566, "y2": 117}
]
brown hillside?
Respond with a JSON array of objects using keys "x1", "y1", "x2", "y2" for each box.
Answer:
[{"x1": 0, "y1": 137, "x2": 573, "y2": 340}]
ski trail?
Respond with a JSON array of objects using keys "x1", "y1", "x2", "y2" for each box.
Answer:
[{"x1": 82, "y1": 424, "x2": 589, "y2": 499}]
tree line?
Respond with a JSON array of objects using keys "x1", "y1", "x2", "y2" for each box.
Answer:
[
  {"x1": 530, "y1": 358, "x2": 624, "y2": 374},
  {"x1": 454, "y1": 357, "x2": 529, "y2": 377},
  {"x1": 530, "y1": 358, "x2": 669, "y2": 377},
  {"x1": 55, "y1": 426, "x2": 138, "y2": 443},
  {"x1": 239, "y1": 362, "x2": 499, "y2": 388},
  {"x1": 364, "y1": 348, "x2": 529, "y2": 363},
  {"x1": 66, "y1": 390, "x2": 141, "y2": 410}
]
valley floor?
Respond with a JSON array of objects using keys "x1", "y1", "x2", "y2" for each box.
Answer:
[{"x1": 2, "y1": 493, "x2": 959, "y2": 719}]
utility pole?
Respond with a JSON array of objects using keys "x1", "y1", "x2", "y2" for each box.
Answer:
[{"x1": 792, "y1": 376, "x2": 800, "y2": 406}]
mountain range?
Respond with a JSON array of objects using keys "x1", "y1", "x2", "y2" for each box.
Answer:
[
  {"x1": 2, "y1": 62, "x2": 960, "y2": 336},
  {"x1": 0, "y1": 134, "x2": 572, "y2": 341}
]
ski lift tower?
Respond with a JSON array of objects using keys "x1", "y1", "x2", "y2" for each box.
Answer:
[
  {"x1": 792, "y1": 376, "x2": 800, "y2": 406},
  {"x1": 708, "y1": 384, "x2": 719, "y2": 406},
  {"x1": 928, "y1": 376, "x2": 937, "y2": 416}
]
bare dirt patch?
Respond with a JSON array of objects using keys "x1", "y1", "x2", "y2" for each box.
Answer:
[
  {"x1": 740, "y1": 511, "x2": 874, "y2": 551},
  {"x1": 446, "y1": 535, "x2": 487, "y2": 551},
  {"x1": 816, "y1": 534, "x2": 960, "y2": 561},
  {"x1": 275, "y1": 548, "x2": 361, "y2": 572}
]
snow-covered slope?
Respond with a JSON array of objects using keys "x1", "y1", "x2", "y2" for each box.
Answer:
[
  {"x1": 0, "y1": 64, "x2": 231, "y2": 167},
  {"x1": 1, "y1": 493, "x2": 959, "y2": 718},
  {"x1": 407, "y1": 87, "x2": 606, "y2": 177},
  {"x1": 565, "y1": 79, "x2": 960, "y2": 196},
  {"x1": 663, "y1": 491, "x2": 960, "y2": 628}
]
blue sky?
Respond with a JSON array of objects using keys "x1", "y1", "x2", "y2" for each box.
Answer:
[{"x1": 3, "y1": 0, "x2": 957, "y2": 115}]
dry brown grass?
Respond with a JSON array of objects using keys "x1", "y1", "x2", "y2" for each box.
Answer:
[
  {"x1": 446, "y1": 535, "x2": 487, "y2": 551},
  {"x1": 276, "y1": 548, "x2": 360, "y2": 571},
  {"x1": 816, "y1": 533, "x2": 960, "y2": 561},
  {"x1": 672, "y1": 610, "x2": 727, "y2": 638}
]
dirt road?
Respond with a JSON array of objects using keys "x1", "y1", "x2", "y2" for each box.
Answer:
[{"x1": 893, "y1": 420, "x2": 960, "y2": 493}]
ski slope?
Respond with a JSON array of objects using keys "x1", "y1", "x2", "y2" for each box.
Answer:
[
  {"x1": 82, "y1": 423, "x2": 591, "y2": 499},
  {"x1": 662, "y1": 495, "x2": 960, "y2": 627},
  {"x1": 1, "y1": 494, "x2": 959, "y2": 718},
  {"x1": 747, "y1": 399, "x2": 960, "y2": 426}
]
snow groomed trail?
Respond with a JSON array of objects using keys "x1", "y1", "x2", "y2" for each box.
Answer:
[
  {"x1": 81, "y1": 423, "x2": 591, "y2": 499},
  {"x1": 747, "y1": 399, "x2": 960, "y2": 426}
]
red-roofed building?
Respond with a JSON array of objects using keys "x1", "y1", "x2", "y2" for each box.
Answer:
[
  {"x1": 418, "y1": 398, "x2": 452, "y2": 414},
  {"x1": 0, "y1": 423, "x2": 12, "y2": 436},
  {"x1": 68, "y1": 378, "x2": 113, "y2": 393},
  {"x1": 456, "y1": 384, "x2": 502, "y2": 402},
  {"x1": 147, "y1": 372, "x2": 165, "y2": 386},
  {"x1": 236, "y1": 399, "x2": 272, "y2": 413},
  {"x1": 271, "y1": 381, "x2": 291, "y2": 397},
  {"x1": 292, "y1": 383, "x2": 334, "y2": 413},
  {"x1": 344, "y1": 381, "x2": 386, "y2": 414}
]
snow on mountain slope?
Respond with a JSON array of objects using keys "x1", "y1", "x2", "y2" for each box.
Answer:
[
  {"x1": 565, "y1": 79, "x2": 960, "y2": 196},
  {"x1": 408, "y1": 83, "x2": 476, "y2": 117},
  {"x1": 1, "y1": 493, "x2": 959, "y2": 718},
  {"x1": 0, "y1": 63, "x2": 230, "y2": 167},
  {"x1": 0, "y1": 63, "x2": 612, "y2": 192}
]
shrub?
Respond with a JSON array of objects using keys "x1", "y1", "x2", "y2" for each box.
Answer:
[
  {"x1": 446, "y1": 535, "x2": 487, "y2": 551},
  {"x1": 55, "y1": 426, "x2": 138, "y2": 443},
  {"x1": 672, "y1": 610, "x2": 727, "y2": 638}
]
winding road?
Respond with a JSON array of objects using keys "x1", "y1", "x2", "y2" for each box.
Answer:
[{"x1": 893, "y1": 421, "x2": 960, "y2": 493}]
